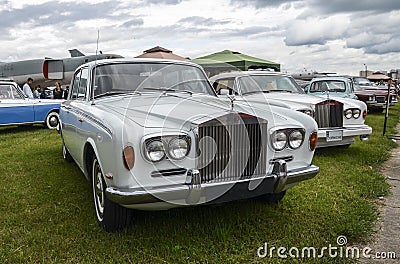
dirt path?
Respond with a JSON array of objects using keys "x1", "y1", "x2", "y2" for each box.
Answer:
[{"x1": 358, "y1": 124, "x2": 400, "y2": 263}]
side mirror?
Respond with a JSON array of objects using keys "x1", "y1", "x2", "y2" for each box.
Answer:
[{"x1": 219, "y1": 88, "x2": 229, "y2": 95}]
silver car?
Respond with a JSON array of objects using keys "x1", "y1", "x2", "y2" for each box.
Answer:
[
  {"x1": 210, "y1": 71, "x2": 372, "y2": 148},
  {"x1": 59, "y1": 59, "x2": 319, "y2": 231}
]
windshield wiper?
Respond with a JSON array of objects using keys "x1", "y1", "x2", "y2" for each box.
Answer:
[
  {"x1": 94, "y1": 91, "x2": 141, "y2": 99},
  {"x1": 269, "y1": 89, "x2": 292, "y2": 93},
  {"x1": 143, "y1": 87, "x2": 193, "y2": 95},
  {"x1": 242, "y1": 90, "x2": 270, "y2": 95}
]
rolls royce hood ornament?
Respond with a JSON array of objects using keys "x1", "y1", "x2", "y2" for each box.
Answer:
[{"x1": 227, "y1": 94, "x2": 236, "y2": 110}]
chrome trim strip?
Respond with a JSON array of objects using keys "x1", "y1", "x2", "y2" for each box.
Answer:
[{"x1": 65, "y1": 107, "x2": 113, "y2": 135}]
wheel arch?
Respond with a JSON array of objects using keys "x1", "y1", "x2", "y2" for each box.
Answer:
[{"x1": 83, "y1": 138, "x2": 100, "y2": 181}]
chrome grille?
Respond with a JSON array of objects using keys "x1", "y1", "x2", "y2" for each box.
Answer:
[
  {"x1": 197, "y1": 114, "x2": 267, "y2": 183},
  {"x1": 376, "y1": 96, "x2": 386, "y2": 103},
  {"x1": 314, "y1": 100, "x2": 343, "y2": 128}
]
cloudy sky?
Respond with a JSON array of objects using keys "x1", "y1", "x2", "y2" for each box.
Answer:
[{"x1": 1, "y1": 0, "x2": 399, "y2": 75}]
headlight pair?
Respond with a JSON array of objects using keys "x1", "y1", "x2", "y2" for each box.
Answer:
[
  {"x1": 344, "y1": 108, "x2": 361, "y2": 119},
  {"x1": 271, "y1": 129, "x2": 305, "y2": 151},
  {"x1": 144, "y1": 136, "x2": 191, "y2": 162}
]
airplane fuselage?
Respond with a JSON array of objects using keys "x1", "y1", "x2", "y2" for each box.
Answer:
[{"x1": 0, "y1": 53, "x2": 122, "y2": 87}]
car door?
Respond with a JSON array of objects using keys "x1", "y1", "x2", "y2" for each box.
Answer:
[
  {"x1": 61, "y1": 67, "x2": 89, "y2": 163},
  {"x1": 0, "y1": 84, "x2": 34, "y2": 125}
]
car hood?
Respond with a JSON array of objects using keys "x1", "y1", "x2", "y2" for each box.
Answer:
[
  {"x1": 356, "y1": 87, "x2": 387, "y2": 95},
  {"x1": 241, "y1": 92, "x2": 361, "y2": 110},
  {"x1": 95, "y1": 93, "x2": 299, "y2": 130},
  {"x1": 231, "y1": 94, "x2": 307, "y2": 111}
]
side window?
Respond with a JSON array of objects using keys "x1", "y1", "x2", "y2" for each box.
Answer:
[
  {"x1": 11, "y1": 85, "x2": 23, "y2": 99},
  {"x1": 70, "y1": 68, "x2": 88, "y2": 100},
  {"x1": 309, "y1": 82, "x2": 318, "y2": 92},
  {"x1": 214, "y1": 78, "x2": 236, "y2": 95},
  {"x1": 78, "y1": 68, "x2": 88, "y2": 99},
  {"x1": 0, "y1": 85, "x2": 23, "y2": 99},
  {"x1": 70, "y1": 70, "x2": 81, "y2": 100},
  {"x1": 349, "y1": 82, "x2": 354, "y2": 93}
]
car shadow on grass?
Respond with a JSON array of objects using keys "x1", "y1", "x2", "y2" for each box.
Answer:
[{"x1": 0, "y1": 124, "x2": 47, "y2": 134}]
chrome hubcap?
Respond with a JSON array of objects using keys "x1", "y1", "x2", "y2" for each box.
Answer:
[
  {"x1": 92, "y1": 159, "x2": 104, "y2": 220},
  {"x1": 49, "y1": 116, "x2": 58, "y2": 127}
]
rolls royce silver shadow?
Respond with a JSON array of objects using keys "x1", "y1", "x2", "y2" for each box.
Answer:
[
  {"x1": 210, "y1": 72, "x2": 372, "y2": 148},
  {"x1": 59, "y1": 59, "x2": 319, "y2": 231}
]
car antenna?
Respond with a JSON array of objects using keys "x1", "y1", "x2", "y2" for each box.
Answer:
[{"x1": 91, "y1": 29, "x2": 100, "y2": 105}]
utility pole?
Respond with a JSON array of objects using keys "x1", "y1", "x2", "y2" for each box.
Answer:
[
  {"x1": 383, "y1": 79, "x2": 392, "y2": 136},
  {"x1": 363, "y1": 63, "x2": 368, "y2": 77}
]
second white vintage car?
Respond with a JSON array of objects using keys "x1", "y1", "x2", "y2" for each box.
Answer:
[
  {"x1": 59, "y1": 59, "x2": 319, "y2": 231},
  {"x1": 210, "y1": 71, "x2": 372, "y2": 148}
]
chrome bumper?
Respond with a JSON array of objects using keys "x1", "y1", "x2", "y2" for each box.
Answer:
[{"x1": 105, "y1": 163, "x2": 320, "y2": 206}]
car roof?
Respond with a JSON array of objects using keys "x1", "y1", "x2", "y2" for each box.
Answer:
[
  {"x1": 209, "y1": 71, "x2": 290, "y2": 80},
  {"x1": 79, "y1": 58, "x2": 201, "y2": 70},
  {"x1": 311, "y1": 76, "x2": 351, "y2": 82},
  {"x1": 0, "y1": 80, "x2": 18, "y2": 86}
]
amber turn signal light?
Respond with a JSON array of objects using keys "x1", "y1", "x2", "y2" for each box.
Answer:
[
  {"x1": 309, "y1": 132, "x2": 318, "y2": 151},
  {"x1": 123, "y1": 146, "x2": 135, "y2": 170}
]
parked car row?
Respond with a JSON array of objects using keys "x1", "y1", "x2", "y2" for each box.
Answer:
[
  {"x1": 303, "y1": 76, "x2": 398, "y2": 112},
  {"x1": 210, "y1": 72, "x2": 371, "y2": 148},
  {"x1": 55, "y1": 58, "x2": 379, "y2": 231}
]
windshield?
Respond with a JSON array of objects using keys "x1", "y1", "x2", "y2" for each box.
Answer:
[
  {"x1": 238, "y1": 75, "x2": 304, "y2": 94},
  {"x1": 353, "y1": 77, "x2": 373, "y2": 86},
  {"x1": 309, "y1": 80, "x2": 346, "y2": 93},
  {"x1": 353, "y1": 83, "x2": 363, "y2": 91},
  {"x1": 93, "y1": 63, "x2": 214, "y2": 97}
]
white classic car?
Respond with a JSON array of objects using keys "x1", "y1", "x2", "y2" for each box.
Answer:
[
  {"x1": 59, "y1": 59, "x2": 319, "y2": 231},
  {"x1": 209, "y1": 72, "x2": 372, "y2": 148},
  {"x1": 0, "y1": 80, "x2": 61, "y2": 129}
]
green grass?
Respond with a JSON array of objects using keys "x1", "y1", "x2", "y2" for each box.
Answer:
[{"x1": 0, "y1": 103, "x2": 399, "y2": 263}]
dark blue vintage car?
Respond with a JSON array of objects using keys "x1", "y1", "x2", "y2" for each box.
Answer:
[{"x1": 0, "y1": 80, "x2": 62, "y2": 129}]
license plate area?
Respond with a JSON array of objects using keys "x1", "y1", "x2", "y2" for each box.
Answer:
[{"x1": 326, "y1": 130, "x2": 343, "y2": 142}]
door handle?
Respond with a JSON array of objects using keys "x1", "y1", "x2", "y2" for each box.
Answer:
[{"x1": 78, "y1": 118, "x2": 84, "y2": 123}]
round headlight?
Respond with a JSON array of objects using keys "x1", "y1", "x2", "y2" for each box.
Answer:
[
  {"x1": 145, "y1": 140, "x2": 165, "y2": 162},
  {"x1": 288, "y1": 130, "x2": 304, "y2": 149},
  {"x1": 168, "y1": 137, "x2": 190, "y2": 160},
  {"x1": 345, "y1": 109, "x2": 353, "y2": 119},
  {"x1": 352, "y1": 109, "x2": 361, "y2": 119},
  {"x1": 272, "y1": 131, "x2": 287, "y2": 151},
  {"x1": 304, "y1": 110, "x2": 313, "y2": 117}
]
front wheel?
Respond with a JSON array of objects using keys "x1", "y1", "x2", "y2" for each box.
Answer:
[
  {"x1": 91, "y1": 155, "x2": 133, "y2": 232},
  {"x1": 45, "y1": 112, "x2": 59, "y2": 129}
]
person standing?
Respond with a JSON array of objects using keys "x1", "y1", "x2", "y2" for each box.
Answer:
[
  {"x1": 33, "y1": 85, "x2": 41, "y2": 99},
  {"x1": 22, "y1": 78, "x2": 34, "y2": 98},
  {"x1": 40, "y1": 86, "x2": 47, "y2": 99},
  {"x1": 63, "y1": 85, "x2": 69, "y2": 99},
  {"x1": 53, "y1": 82, "x2": 63, "y2": 99}
]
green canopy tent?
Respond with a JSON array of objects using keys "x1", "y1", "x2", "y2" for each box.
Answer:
[{"x1": 191, "y1": 50, "x2": 280, "y2": 76}]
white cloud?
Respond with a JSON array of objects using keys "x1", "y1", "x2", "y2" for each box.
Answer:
[
  {"x1": 0, "y1": 0, "x2": 399, "y2": 76},
  {"x1": 284, "y1": 15, "x2": 350, "y2": 46}
]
